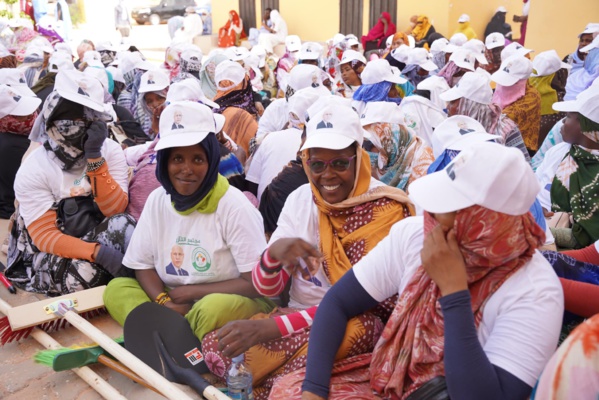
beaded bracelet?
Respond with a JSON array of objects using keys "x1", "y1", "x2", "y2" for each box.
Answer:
[
  {"x1": 154, "y1": 291, "x2": 172, "y2": 305},
  {"x1": 87, "y1": 158, "x2": 106, "y2": 172}
]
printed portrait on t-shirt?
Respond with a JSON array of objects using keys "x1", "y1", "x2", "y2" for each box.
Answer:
[
  {"x1": 165, "y1": 244, "x2": 189, "y2": 276},
  {"x1": 316, "y1": 111, "x2": 333, "y2": 129},
  {"x1": 171, "y1": 110, "x2": 185, "y2": 130}
]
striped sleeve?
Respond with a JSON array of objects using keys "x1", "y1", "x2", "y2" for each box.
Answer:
[
  {"x1": 274, "y1": 306, "x2": 318, "y2": 336},
  {"x1": 251, "y1": 250, "x2": 290, "y2": 297}
]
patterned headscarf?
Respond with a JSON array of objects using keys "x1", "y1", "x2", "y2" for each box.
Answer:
[
  {"x1": 370, "y1": 207, "x2": 544, "y2": 398},
  {"x1": 0, "y1": 112, "x2": 38, "y2": 137},
  {"x1": 213, "y1": 76, "x2": 258, "y2": 116},
  {"x1": 199, "y1": 53, "x2": 228, "y2": 100}
]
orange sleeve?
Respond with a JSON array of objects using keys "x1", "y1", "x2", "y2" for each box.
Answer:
[
  {"x1": 559, "y1": 277, "x2": 599, "y2": 318},
  {"x1": 28, "y1": 210, "x2": 98, "y2": 261},
  {"x1": 86, "y1": 162, "x2": 128, "y2": 217}
]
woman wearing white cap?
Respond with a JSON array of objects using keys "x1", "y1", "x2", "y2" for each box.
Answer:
[
  {"x1": 454, "y1": 14, "x2": 477, "y2": 40},
  {"x1": 103, "y1": 101, "x2": 274, "y2": 341},
  {"x1": 5, "y1": 71, "x2": 136, "y2": 295},
  {"x1": 0, "y1": 85, "x2": 40, "y2": 220},
  {"x1": 563, "y1": 24, "x2": 597, "y2": 73},
  {"x1": 203, "y1": 99, "x2": 414, "y2": 398},
  {"x1": 281, "y1": 142, "x2": 562, "y2": 400}
]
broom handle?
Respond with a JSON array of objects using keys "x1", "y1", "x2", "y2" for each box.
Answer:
[
  {"x1": 0, "y1": 298, "x2": 126, "y2": 400},
  {"x1": 62, "y1": 309, "x2": 198, "y2": 400},
  {"x1": 97, "y1": 355, "x2": 161, "y2": 395}
]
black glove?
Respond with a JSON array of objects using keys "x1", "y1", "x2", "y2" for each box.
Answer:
[
  {"x1": 84, "y1": 121, "x2": 108, "y2": 159},
  {"x1": 95, "y1": 245, "x2": 125, "y2": 277}
]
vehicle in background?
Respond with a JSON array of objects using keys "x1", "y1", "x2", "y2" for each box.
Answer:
[{"x1": 131, "y1": 0, "x2": 197, "y2": 25}]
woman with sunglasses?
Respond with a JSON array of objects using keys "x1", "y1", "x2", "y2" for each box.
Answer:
[
  {"x1": 5, "y1": 71, "x2": 136, "y2": 296},
  {"x1": 201, "y1": 99, "x2": 414, "y2": 398}
]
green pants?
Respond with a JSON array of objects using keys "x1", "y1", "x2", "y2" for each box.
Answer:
[{"x1": 104, "y1": 277, "x2": 275, "y2": 340}]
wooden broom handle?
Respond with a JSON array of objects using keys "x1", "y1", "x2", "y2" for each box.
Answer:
[{"x1": 97, "y1": 355, "x2": 161, "y2": 395}]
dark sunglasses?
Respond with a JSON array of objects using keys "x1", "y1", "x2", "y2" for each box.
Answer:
[{"x1": 306, "y1": 155, "x2": 356, "y2": 174}]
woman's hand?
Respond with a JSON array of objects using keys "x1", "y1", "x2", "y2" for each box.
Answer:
[
  {"x1": 84, "y1": 121, "x2": 108, "y2": 160},
  {"x1": 543, "y1": 208, "x2": 554, "y2": 218},
  {"x1": 301, "y1": 392, "x2": 326, "y2": 400},
  {"x1": 268, "y1": 238, "x2": 322, "y2": 274},
  {"x1": 217, "y1": 319, "x2": 280, "y2": 358},
  {"x1": 168, "y1": 285, "x2": 194, "y2": 304},
  {"x1": 163, "y1": 301, "x2": 192, "y2": 316},
  {"x1": 421, "y1": 225, "x2": 468, "y2": 297}
]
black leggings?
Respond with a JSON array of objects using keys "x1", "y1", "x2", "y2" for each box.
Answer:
[{"x1": 0, "y1": 133, "x2": 29, "y2": 219}]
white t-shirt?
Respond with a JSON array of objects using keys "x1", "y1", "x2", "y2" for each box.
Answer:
[
  {"x1": 269, "y1": 178, "x2": 386, "y2": 309},
  {"x1": 123, "y1": 186, "x2": 267, "y2": 289},
  {"x1": 257, "y1": 98, "x2": 289, "y2": 138},
  {"x1": 245, "y1": 127, "x2": 302, "y2": 201},
  {"x1": 535, "y1": 142, "x2": 570, "y2": 211},
  {"x1": 14, "y1": 139, "x2": 129, "y2": 227},
  {"x1": 353, "y1": 216, "x2": 563, "y2": 387}
]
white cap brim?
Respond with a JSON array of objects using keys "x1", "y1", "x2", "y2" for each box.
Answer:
[
  {"x1": 155, "y1": 131, "x2": 210, "y2": 151},
  {"x1": 552, "y1": 99, "x2": 579, "y2": 113},
  {"x1": 486, "y1": 40, "x2": 504, "y2": 50},
  {"x1": 301, "y1": 131, "x2": 355, "y2": 151},
  {"x1": 491, "y1": 69, "x2": 519, "y2": 86},
  {"x1": 419, "y1": 60, "x2": 439, "y2": 72},
  {"x1": 444, "y1": 44, "x2": 460, "y2": 53},
  {"x1": 9, "y1": 83, "x2": 36, "y2": 97},
  {"x1": 6, "y1": 95, "x2": 41, "y2": 116},
  {"x1": 447, "y1": 132, "x2": 501, "y2": 151},
  {"x1": 136, "y1": 60, "x2": 155, "y2": 71},
  {"x1": 408, "y1": 170, "x2": 475, "y2": 213},
  {"x1": 56, "y1": 87, "x2": 105, "y2": 112},
  {"x1": 439, "y1": 86, "x2": 465, "y2": 102},
  {"x1": 581, "y1": 42, "x2": 598, "y2": 53},
  {"x1": 214, "y1": 113, "x2": 225, "y2": 133},
  {"x1": 139, "y1": 82, "x2": 168, "y2": 94},
  {"x1": 474, "y1": 54, "x2": 488, "y2": 65}
]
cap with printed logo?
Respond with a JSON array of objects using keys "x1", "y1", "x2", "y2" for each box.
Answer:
[
  {"x1": 485, "y1": 32, "x2": 506, "y2": 50},
  {"x1": 407, "y1": 48, "x2": 438, "y2": 71},
  {"x1": 302, "y1": 102, "x2": 363, "y2": 151},
  {"x1": 440, "y1": 71, "x2": 493, "y2": 105},
  {"x1": 0, "y1": 84, "x2": 41, "y2": 118},
  {"x1": 361, "y1": 59, "x2": 407, "y2": 84},
  {"x1": 157, "y1": 101, "x2": 217, "y2": 151},
  {"x1": 449, "y1": 48, "x2": 476, "y2": 71},
  {"x1": 55, "y1": 69, "x2": 105, "y2": 112},
  {"x1": 430, "y1": 115, "x2": 499, "y2": 158},
  {"x1": 491, "y1": 54, "x2": 533, "y2": 86}
]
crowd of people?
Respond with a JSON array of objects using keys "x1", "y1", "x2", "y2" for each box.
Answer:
[{"x1": 1, "y1": 3, "x2": 599, "y2": 399}]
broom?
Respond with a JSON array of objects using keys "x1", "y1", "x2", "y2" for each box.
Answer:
[
  {"x1": 0, "y1": 285, "x2": 107, "y2": 345},
  {"x1": 34, "y1": 338, "x2": 161, "y2": 395}
]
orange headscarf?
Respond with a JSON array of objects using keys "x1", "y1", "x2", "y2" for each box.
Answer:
[{"x1": 369, "y1": 207, "x2": 545, "y2": 398}]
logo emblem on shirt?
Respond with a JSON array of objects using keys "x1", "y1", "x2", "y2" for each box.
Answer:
[{"x1": 192, "y1": 247, "x2": 211, "y2": 272}]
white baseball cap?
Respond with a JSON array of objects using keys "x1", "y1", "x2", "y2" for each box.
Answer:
[
  {"x1": 430, "y1": 115, "x2": 499, "y2": 158},
  {"x1": 48, "y1": 52, "x2": 75, "y2": 73},
  {"x1": 496, "y1": 6, "x2": 507, "y2": 13},
  {"x1": 0, "y1": 68, "x2": 36, "y2": 97},
  {"x1": 54, "y1": 42, "x2": 73, "y2": 57},
  {"x1": 430, "y1": 38, "x2": 450, "y2": 54},
  {"x1": 485, "y1": 32, "x2": 505, "y2": 50},
  {"x1": 302, "y1": 103, "x2": 363, "y2": 151},
  {"x1": 166, "y1": 78, "x2": 219, "y2": 109},
  {"x1": 580, "y1": 23, "x2": 599, "y2": 37},
  {"x1": 54, "y1": 69, "x2": 105, "y2": 112},
  {"x1": 360, "y1": 101, "x2": 403, "y2": 126},
  {"x1": 96, "y1": 41, "x2": 117, "y2": 53},
  {"x1": 138, "y1": 69, "x2": 169, "y2": 93},
  {"x1": 82, "y1": 50, "x2": 103, "y2": 68},
  {"x1": 299, "y1": 42, "x2": 323, "y2": 61},
  {"x1": 407, "y1": 48, "x2": 438, "y2": 71},
  {"x1": 449, "y1": 48, "x2": 476, "y2": 71},
  {"x1": 228, "y1": 46, "x2": 249, "y2": 62},
  {"x1": 119, "y1": 51, "x2": 154, "y2": 76},
  {"x1": 491, "y1": 54, "x2": 533, "y2": 86},
  {"x1": 0, "y1": 43, "x2": 10, "y2": 58},
  {"x1": 440, "y1": 71, "x2": 493, "y2": 105},
  {"x1": 340, "y1": 49, "x2": 366, "y2": 65},
  {"x1": 288, "y1": 64, "x2": 324, "y2": 91},
  {"x1": 390, "y1": 44, "x2": 410, "y2": 63},
  {"x1": 215, "y1": 60, "x2": 246, "y2": 88},
  {"x1": 386, "y1": 35, "x2": 394, "y2": 48},
  {"x1": 156, "y1": 101, "x2": 217, "y2": 151},
  {"x1": 288, "y1": 87, "x2": 329, "y2": 124},
  {"x1": 361, "y1": 59, "x2": 407, "y2": 85},
  {"x1": 581, "y1": 35, "x2": 599, "y2": 53},
  {"x1": 106, "y1": 66, "x2": 125, "y2": 84},
  {"x1": 250, "y1": 45, "x2": 267, "y2": 68},
  {"x1": 458, "y1": 14, "x2": 470, "y2": 23},
  {"x1": 450, "y1": 33, "x2": 468, "y2": 46},
  {"x1": 347, "y1": 38, "x2": 360, "y2": 48},
  {"x1": 285, "y1": 35, "x2": 302, "y2": 53},
  {"x1": 553, "y1": 84, "x2": 599, "y2": 124},
  {"x1": 463, "y1": 39, "x2": 489, "y2": 65},
  {"x1": 0, "y1": 85, "x2": 41, "y2": 118},
  {"x1": 501, "y1": 42, "x2": 533, "y2": 61},
  {"x1": 409, "y1": 141, "x2": 537, "y2": 215},
  {"x1": 181, "y1": 45, "x2": 203, "y2": 64},
  {"x1": 532, "y1": 50, "x2": 571, "y2": 77}
]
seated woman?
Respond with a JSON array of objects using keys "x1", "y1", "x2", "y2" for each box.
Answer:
[
  {"x1": 361, "y1": 101, "x2": 433, "y2": 191},
  {"x1": 440, "y1": 70, "x2": 530, "y2": 161},
  {"x1": 6, "y1": 71, "x2": 135, "y2": 295},
  {"x1": 338, "y1": 50, "x2": 366, "y2": 98},
  {"x1": 437, "y1": 48, "x2": 476, "y2": 88},
  {"x1": 218, "y1": 10, "x2": 245, "y2": 48},
  {"x1": 411, "y1": 15, "x2": 436, "y2": 48},
  {"x1": 103, "y1": 101, "x2": 274, "y2": 341},
  {"x1": 213, "y1": 60, "x2": 259, "y2": 156},
  {"x1": 549, "y1": 86, "x2": 599, "y2": 249},
  {"x1": 201, "y1": 100, "x2": 414, "y2": 398},
  {"x1": 257, "y1": 10, "x2": 288, "y2": 55},
  {"x1": 361, "y1": 12, "x2": 396, "y2": 52},
  {"x1": 352, "y1": 59, "x2": 414, "y2": 115},
  {"x1": 484, "y1": 7, "x2": 512, "y2": 40},
  {"x1": 273, "y1": 142, "x2": 563, "y2": 399}
]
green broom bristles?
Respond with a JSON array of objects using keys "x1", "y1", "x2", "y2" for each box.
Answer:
[{"x1": 33, "y1": 336, "x2": 124, "y2": 368}]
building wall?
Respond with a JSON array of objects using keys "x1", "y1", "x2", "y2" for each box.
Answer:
[
  {"x1": 212, "y1": 0, "x2": 239, "y2": 37},
  {"x1": 278, "y1": 0, "x2": 340, "y2": 42}
]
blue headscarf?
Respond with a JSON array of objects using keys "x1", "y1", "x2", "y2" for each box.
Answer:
[
  {"x1": 155, "y1": 132, "x2": 221, "y2": 212},
  {"x1": 353, "y1": 81, "x2": 413, "y2": 104},
  {"x1": 564, "y1": 48, "x2": 599, "y2": 100}
]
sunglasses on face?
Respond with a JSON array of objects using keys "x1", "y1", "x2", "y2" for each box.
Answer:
[{"x1": 306, "y1": 155, "x2": 356, "y2": 174}]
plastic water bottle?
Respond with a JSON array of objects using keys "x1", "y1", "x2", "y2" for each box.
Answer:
[{"x1": 226, "y1": 354, "x2": 254, "y2": 400}]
